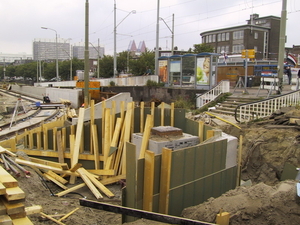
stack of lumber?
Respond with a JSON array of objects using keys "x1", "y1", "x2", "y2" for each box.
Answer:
[{"x1": 0, "y1": 165, "x2": 35, "y2": 225}]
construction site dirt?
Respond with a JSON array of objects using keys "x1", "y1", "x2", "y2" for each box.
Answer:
[{"x1": 1, "y1": 92, "x2": 300, "y2": 224}]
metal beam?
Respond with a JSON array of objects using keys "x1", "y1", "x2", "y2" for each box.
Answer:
[{"x1": 79, "y1": 199, "x2": 215, "y2": 225}]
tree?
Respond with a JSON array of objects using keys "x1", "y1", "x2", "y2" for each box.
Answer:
[
  {"x1": 192, "y1": 43, "x2": 214, "y2": 54},
  {"x1": 130, "y1": 50, "x2": 155, "y2": 76},
  {"x1": 99, "y1": 55, "x2": 114, "y2": 78}
]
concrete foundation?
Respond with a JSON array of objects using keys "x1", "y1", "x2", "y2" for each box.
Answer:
[{"x1": 132, "y1": 131, "x2": 200, "y2": 158}]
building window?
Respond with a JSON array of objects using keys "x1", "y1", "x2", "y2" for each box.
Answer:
[
  {"x1": 221, "y1": 33, "x2": 225, "y2": 41},
  {"x1": 226, "y1": 33, "x2": 230, "y2": 41},
  {"x1": 225, "y1": 45, "x2": 229, "y2": 53},
  {"x1": 232, "y1": 44, "x2": 244, "y2": 53},
  {"x1": 233, "y1": 30, "x2": 244, "y2": 40},
  {"x1": 254, "y1": 32, "x2": 258, "y2": 39},
  {"x1": 212, "y1": 34, "x2": 216, "y2": 42},
  {"x1": 254, "y1": 46, "x2": 258, "y2": 51},
  {"x1": 217, "y1": 34, "x2": 221, "y2": 42},
  {"x1": 203, "y1": 36, "x2": 206, "y2": 43},
  {"x1": 217, "y1": 46, "x2": 221, "y2": 53},
  {"x1": 208, "y1": 35, "x2": 212, "y2": 43}
]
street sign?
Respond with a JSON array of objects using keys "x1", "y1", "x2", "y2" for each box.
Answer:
[{"x1": 242, "y1": 49, "x2": 255, "y2": 59}]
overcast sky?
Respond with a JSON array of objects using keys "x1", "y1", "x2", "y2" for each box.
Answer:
[{"x1": 1, "y1": 0, "x2": 299, "y2": 56}]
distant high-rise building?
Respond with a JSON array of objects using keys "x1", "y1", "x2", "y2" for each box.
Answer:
[
  {"x1": 33, "y1": 38, "x2": 70, "y2": 61},
  {"x1": 72, "y1": 44, "x2": 104, "y2": 60}
]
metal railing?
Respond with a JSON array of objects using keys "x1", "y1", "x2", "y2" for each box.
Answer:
[
  {"x1": 235, "y1": 90, "x2": 300, "y2": 123},
  {"x1": 196, "y1": 80, "x2": 230, "y2": 108}
]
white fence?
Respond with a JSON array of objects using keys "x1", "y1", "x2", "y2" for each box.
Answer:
[
  {"x1": 236, "y1": 90, "x2": 300, "y2": 122},
  {"x1": 196, "y1": 80, "x2": 230, "y2": 108}
]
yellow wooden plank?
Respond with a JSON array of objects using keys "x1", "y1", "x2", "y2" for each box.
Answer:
[
  {"x1": 77, "y1": 168, "x2": 103, "y2": 199},
  {"x1": 25, "y1": 205, "x2": 43, "y2": 215},
  {"x1": 103, "y1": 108, "x2": 111, "y2": 167},
  {"x1": 36, "y1": 130, "x2": 42, "y2": 150},
  {"x1": 0, "y1": 215, "x2": 12, "y2": 225},
  {"x1": 39, "y1": 212, "x2": 65, "y2": 225},
  {"x1": 216, "y1": 210, "x2": 230, "y2": 225},
  {"x1": 198, "y1": 121, "x2": 204, "y2": 142},
  {"x1": 171, "y1": 102, "x2": 174, "y2": 127},
  {"x1": 42, "y1": 173, "x2": 68, "y2": 190},
  {"x1": 158, "y1": 148, "x2": 172, "y2": 214},
  {"x1": 111, "y1": 101, "x2": 116, "y2": 138},
  {"x1": 160, "y1": 102, "x2": 165, "y2": 126},
  {"x1": 90, "y1": 99, "x2": 95, "y2": 154},
  {"x1": 15, "y1": 159, "x2": 78, "y2": 177},
  {"x1": 71, "y1": 108, "x2": 85, "y2": 167},
  {"x1": 101, "y1": 100, "x2": 106, "y2": 151},
  {"x1": 58, "y1": 207, "x2": 79, "y2": 222},
  {"x1": 53, "y1": 127, "x2": 57, "y2": 151},
  {"x1": 0, "y1": 197, "x2": 25, "y2": 215},
  {"x1": 87, "y1": 169, "x2": 115, "y2": 176},
  {"x1": 151, "y1": 102, "x2": 155, "y2": 127},
  {"x1": 0, "y1": 166, "x2": 18, "y2": 188},
  {"x1": 206, "y1": 130, "x2": 215, "y2": 140},
  {"x1": 139, "y1": 115, "x2": 153, "y2": 159},
  {"x1": 140, "y1": 102, "x2": 145, "y2": 133},
  {"x1": 45, "y1": 171, "x2": 68, "y2": 184},
  {"x1": 43, "y1": 125, "x2": 48, "y2": 150},
  {"x1": 122, "y1": 103, "x2": 133, "y2": 174},
  {"x1": 13, "y1": 149, "x2": 104, "y2": 164},
  {"x1": 56, "y1": 131, "x2": 64, "y2": 164},
  {"x1": 61, "y1": 128, "x2": 66, "y2": 152},
  {"x1": 143, "y1": 150, "x2": 155, "y2": 211},
  {"x1": 91, "y1": 125, "x2": 100, "y2": 170},
  {"x1": 0, "y1": 182, "x2": 5, "y2": 195},
  {"x1": 5, "y1": 187, "x2": 25, "y2": 201},
  {"x1": 28, "y1": 130, "x2": 33, "y2": 150},
  {"x1": 55, "y1": 183, "x2": 86, "y2": 197},
  {"x1": 83, "y1": 168, "x2": 114, "y2": 198}
]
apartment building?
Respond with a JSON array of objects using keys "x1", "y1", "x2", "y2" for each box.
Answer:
[{"x1": 200, "y1": 14, "x2": 281, "y2": 60}]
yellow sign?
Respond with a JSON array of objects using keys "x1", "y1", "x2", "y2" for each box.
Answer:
[{"x1": 242, "y1": 49, "x2": 255, "y2": 59}]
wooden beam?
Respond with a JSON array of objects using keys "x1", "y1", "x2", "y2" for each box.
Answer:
[
  {"x1": 55, "y1": 183, "x2": 86, "y2": 197},
  {"x1": 139, "y1": 115, "x2": 153, "y2": 159},
  {"x1": 90, "y1": 99, "x2": 95, "y2": 154},
  {"x1": 71, "y1": 108, "x2": 85, "y2": 167},
  {"x1": 198, "y1": 121, "x2": 204, "y2": 142},
  {"x1": 40, "y1": 212, "x2": 65, "y2": 225},
  {"x1": 77, "y1": 168, "x2": 103, "y2": 199},
  {"x1": 103, "y1": 108, "x2": 111, "y2": 166},
  {"x1": 87, "y1": 169, "x2": 115, "y2": 176},
  {"x1": 58, "y1": 207, "x2": 79, "y2": 222},
  {"x1": 160, "y1": 102, "x2": 165, "y2": 126},
  {"x1": 83, "y1": 168, "x2": 114, "y2": 198},
  {"x1": 158, "y1": 148, "x2": 172, "y2": 214},
  {"x1": 171, "y1": 102, "x2": 174, "y2": 127},
  {"x1": 45, "y1": 171, "x2": 68, "y2": 184},
  {"x1": 91, "y1": 125, "x2": 100, "y2": 170},
  {"x1": 53, "y1": 127, "x2": 57, "y2": 151},
  {"x1": 42, "y1": 173, "x2": 68, "y2": 190},
  {"x1": 15, "y1": 158, "x2": 78, "y2": 176},
  {"x1": 56, "y1": 131, "x2": 64, "y2": 164},
  {"x1": 140, "y1": 101, "x2": 145, "y2": 133},
  {"x1": 5, "y1": 186, "x2": 25, "y2": 201},
  {"x1": 143, "y1": 150, "x2": 155, "y2": 211},
  {"x1": 25, "y1": 205, "x2": 43, "y2": 216},
  {"x1": 0, "y1": 166, "x2": 18, "y2": 188}
]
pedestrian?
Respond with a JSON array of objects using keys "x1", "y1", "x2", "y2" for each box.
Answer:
[
  {"x1": 285, "y1": 65, "x2": 292, "y2": 85},
  {"x1": 144, "y1": 67, "x2": 152, "y2": 75}
]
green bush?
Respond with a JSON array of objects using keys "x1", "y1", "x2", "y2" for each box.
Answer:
[
  {"x1": 146, "y1": 80, "x2": 164, "y2": 87},
  {"x1": 109, "y1": 81, "x2": 116, "y2": 86}
]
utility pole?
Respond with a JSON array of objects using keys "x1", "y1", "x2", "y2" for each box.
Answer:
[
  {"x1": 84, "y1": 0, "x2": 90, "y2": 107},
  {"x1": 155, "y1": 0, "x2": 160, "y2": 76},
  {"x1": 277, "y1": 0, "x2": 287, "y2": 94}
]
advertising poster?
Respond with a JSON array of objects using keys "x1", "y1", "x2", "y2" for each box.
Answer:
[
  {"x1": 196, "y1": 57, "x2": 210, "y2": 85},
  {"x1": 159, "y1": 60, "x2": 168, "y2": 82}
]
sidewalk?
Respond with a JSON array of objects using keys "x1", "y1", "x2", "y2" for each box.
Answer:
[{"x1": 229, "y1": 84, "x2": 296, "y2": 98}]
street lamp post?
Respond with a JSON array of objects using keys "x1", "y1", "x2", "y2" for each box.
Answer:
[
  {"x1": 113, "y1": 0, "x2": 136, "y2": 78},
  {"x1": 160, "y1": 14, "x2": 174, "y2": 55},
  {"x1": 90, "y1": 39, "x2": 101, "y2": 78},
  {"x1": 41, "y1": 27, "x2": 59, "y2": 81}
]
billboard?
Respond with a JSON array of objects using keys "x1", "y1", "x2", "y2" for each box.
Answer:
[{"x1": 196, "y1": 57, "x2": 210, "y2": 85}]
